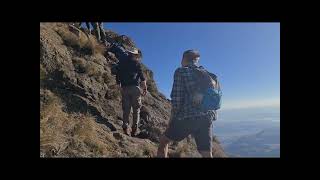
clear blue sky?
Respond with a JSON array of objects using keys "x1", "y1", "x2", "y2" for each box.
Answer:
[{"x1": 102, "y1": 23, "x2": 280, "y2": 109}]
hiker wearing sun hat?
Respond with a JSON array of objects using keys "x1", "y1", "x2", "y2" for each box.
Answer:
[{"x1": 107, "y1": 37, "x2": 147, "y2": 137}]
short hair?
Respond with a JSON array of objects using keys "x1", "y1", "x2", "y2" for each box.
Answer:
[
  {"x1": 138, "y1": 49, "x2": 142, "y2": 58},
  {"x1": 183, "y1": 49, "x2": 200, "y2": 62}
]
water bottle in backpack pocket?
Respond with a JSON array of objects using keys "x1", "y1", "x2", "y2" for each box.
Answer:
[{"x1": 200, "y1": 87, "x2": 222, "y2": 111}]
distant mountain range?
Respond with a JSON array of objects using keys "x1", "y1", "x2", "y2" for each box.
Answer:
[
  {"x1": 213, "y1": 106, "x2": 280, "y2": 157},
  {"x1": 223, "y1": 128, "x2": 280, "y2": 157}
]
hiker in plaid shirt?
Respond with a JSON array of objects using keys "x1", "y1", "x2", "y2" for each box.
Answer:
[{"x1": 157, "y1": 50, "x2": 219, "y2": 158}]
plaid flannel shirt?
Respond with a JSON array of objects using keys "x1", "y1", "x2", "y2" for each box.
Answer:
[{"x1": 170, "y1": 63, "x2": 217, "y2": 121}]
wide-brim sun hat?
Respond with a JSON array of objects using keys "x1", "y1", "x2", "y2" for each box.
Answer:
[{"x1": 126, "y1": 47, "x2": 140, "y2": 55}]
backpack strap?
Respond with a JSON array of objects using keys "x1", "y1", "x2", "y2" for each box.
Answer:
[
  {"x1": 191, "y1": 66, "x2": 216, "y2": 91},
  {"x1": 201, "y1": 67, "x2": 220, "y2": 91},
  {"x1": 215, "y1": 78, "x2": 221, "y2": 92}
]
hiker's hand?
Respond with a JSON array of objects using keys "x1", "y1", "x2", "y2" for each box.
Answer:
[
  {"x1": 140, "y1": 80, "x2": 147, "y2": 96},
  {"x1": 142, "y1": 88, "x2": 147, "y2": 96}
]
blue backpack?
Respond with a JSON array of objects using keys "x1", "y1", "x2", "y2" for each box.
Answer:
[{"x1": 191, "y1": 67, "x2": 222, "y2": 111}]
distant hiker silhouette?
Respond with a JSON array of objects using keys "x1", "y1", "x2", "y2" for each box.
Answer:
[
  {"x1": 77, "y1": 22, "x2": 92, "y2": 34},
  {"x1": 91, "y1": 22, "x2": 108, "y2": 46}
]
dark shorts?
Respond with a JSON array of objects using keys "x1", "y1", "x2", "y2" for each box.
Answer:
[{"x1": 164, "y1": 115, "x2": 213, "y2": 151}]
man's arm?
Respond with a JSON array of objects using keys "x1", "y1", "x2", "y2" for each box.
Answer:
[
  {"x1": 137, "y1": 64, "x2": 147, "y2": 95},
  {"x1": 170, "y1": 68, "x2": 184, "y2": 113},
  {"x1": 104, "y1": 34, "x2": 130, "y2": 60},
  {"x1": 207, "y1": 72, "x2": 220, "y2": 89},
  {"x1": 109, "y1": 43, "x2": 130, "y2": 61},
  {"x1": 140, "y1": 80, "x2": 147, "y2": 96}
]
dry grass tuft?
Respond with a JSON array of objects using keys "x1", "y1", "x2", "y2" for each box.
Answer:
[
  {"x1": 56, "y1": 26, "x2": 105, "y2": 56},
  {"x1": 85, "y1": 61, "x2": 103, "y2": 78},
  {"x1": 72, "y1": 57, "x2": 87, "y2": 73},
  {"x1": 40, "y1": 90, "x2": 113, "y2": 157}
]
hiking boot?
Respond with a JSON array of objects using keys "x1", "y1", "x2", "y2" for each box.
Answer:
[
  {"x1": 131, "y1": 127, "x2": 139, "y2": 137},
  {"x1": 104, "y1": 41, "x2": 110, "y2": 47},
  {"x1": 123, "y1": 127, "x2": 131, "y2": 136}
]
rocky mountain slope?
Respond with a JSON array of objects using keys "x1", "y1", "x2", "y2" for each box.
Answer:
[{"x1": 40, "y1": 22, "x2": 227, "y2": 157}]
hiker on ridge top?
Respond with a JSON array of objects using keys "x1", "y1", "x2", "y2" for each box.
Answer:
[
  {"x1": 77, "y1": 22, "x2": 92, "y2": 34},
  {"x1": 77, "y1": 22, "x2": 108, "y2": 46},
  {"x1": 91, "y1": 22, "x2": 108, "y2": 46},
  {"x1": 157, "y1": 49, "x2": 221, "y2": 158}
]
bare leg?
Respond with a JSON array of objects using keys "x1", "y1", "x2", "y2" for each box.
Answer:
[
  {"x1": 98, "y1": 22, "x2": 107, "y2": 43},
  {"x1": 121, "y1": 87, "x2": 131, "y2": 132},
  {"x1": 92, "y1": 22, "x2": 101, "y2": 42},
  {"x1": 85, "y1": 22, "x2": 91, "y2": 34},
  {"x1": 199, "y1": 151, "x2": 213, "y2": 158},
  {"x1": 132, "y1": 86, "x2": 142, "y2": 135},
  {"x1": 157, "y1": 135, "x2": 171, "y2": 158}
]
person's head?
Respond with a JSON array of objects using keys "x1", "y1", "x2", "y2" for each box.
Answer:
[
  {"x1": 127, "y1": 47, "x2": 142, "y2": 62},
  {"x1": 181, "y1": 49, "x2": 200, "y2": 67}
]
